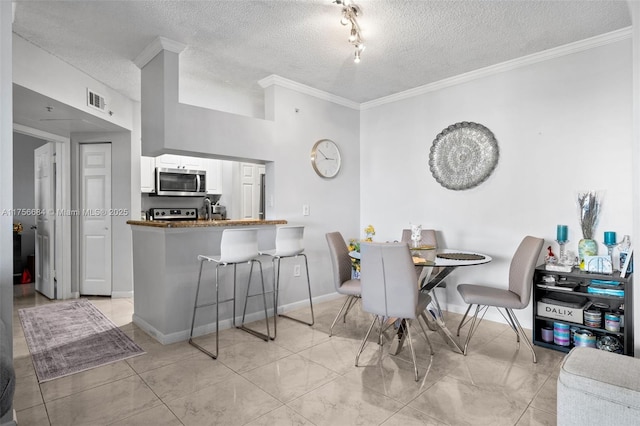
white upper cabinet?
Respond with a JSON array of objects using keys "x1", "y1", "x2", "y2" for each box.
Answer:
[
  {"x1": 205, "y1": 159, "x2": 222, "y2": 194},
  {"x1": 155, "y1": 154, "x2": 205, "y2": 170},
  {"x1": 154, "y1": 154, "x2": 180, "y2": 169},
  {"x1": 180, "y1": 156, "x2": 206, "y2": 170},
  {"x1": 141, "y1": 156, "x2": 155, "y2": 193}
]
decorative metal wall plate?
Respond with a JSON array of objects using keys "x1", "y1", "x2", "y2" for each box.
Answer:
[{"x1": 429, "y1": 122, "x2": 499, "y2": 190}]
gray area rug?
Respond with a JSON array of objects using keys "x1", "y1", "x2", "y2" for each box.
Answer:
[{"x1": 18, "y1": 299, "x2": 145, "y2": 383}]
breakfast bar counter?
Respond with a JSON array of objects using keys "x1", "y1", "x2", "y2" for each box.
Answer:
[
  {"x1": 126, "y1": 219, "x2": 287, "y2": 228},
  {"x1": 128, "y1": 219, "x2": 287, "y2": 344}
]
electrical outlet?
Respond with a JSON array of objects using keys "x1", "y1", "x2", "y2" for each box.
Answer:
[
  {"x1": 293, "y1": 265, "x2": 301, "y2": 277},
  {"x1": 302, "y1": 204, "x2": 310, "y2": 216}
]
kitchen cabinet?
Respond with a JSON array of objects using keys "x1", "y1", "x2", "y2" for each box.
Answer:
[
  {"x1": 532, "y1": 265, "x2": 633, "y2": 356},
  {"x1": 141, "y1": 156, "x2": 155, "y2": 193},
  {"x1": 205, "y1": 159, "x2": 222, "y2": 194},
  {"x1": 155, "y1": 154, "x2": 205, "y2": 170}
]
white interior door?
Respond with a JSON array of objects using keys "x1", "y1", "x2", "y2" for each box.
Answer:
[
  {"x1": 34, "y1": 143, "x2": 56, "y2": 299},
  {"x1": 240, "y1": 163, "x2": 259, "y2": 219},
  {"x1": 79, "y1": 143, "x2": 112, "y2": 296}
]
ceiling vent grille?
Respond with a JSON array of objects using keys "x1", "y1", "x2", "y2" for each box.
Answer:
[{"x1": 87, "y1": 89, "x2": 106, "y2": 112}]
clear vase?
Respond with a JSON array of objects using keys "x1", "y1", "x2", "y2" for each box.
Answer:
[{"x1": 578, "y1": 238, "x2": 598, "y2": 271}]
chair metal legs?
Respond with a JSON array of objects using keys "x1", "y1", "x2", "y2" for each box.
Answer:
[
  {"x1": 272, "y1": 254, "x2": 315, "y2": 339},
  {"x1": 329, "y1": 295, "x2": 359, "y2": 337},
  {"x1": 239, "y1": 259, "x2": 271, "y2": 341},
  {"x1": 355, "y1": 315, "x2": 434, "y2": 382},
  {"x1": 355, "y1": 316, "x2": 378, "y2": 366},
  {"x1": 190, "y1": 258, "x2": 272, "y2": 360},
  {"x1": 456, "y1": 304, "x2": 537, "y2": 363},
  {"x1": 505, "y1": 308, "x2": 537, "y2": 363},
  {"x1": 189, "y1": 260, "x2": 235, "y2": 359}
]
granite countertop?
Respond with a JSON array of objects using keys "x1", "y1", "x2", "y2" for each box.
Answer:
[{"x1": 126, "y1": 219, "x2": 287, "y2": 228}]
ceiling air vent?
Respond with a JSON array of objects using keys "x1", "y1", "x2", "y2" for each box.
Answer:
[{"x1": 87, "y1": 88, "x2": 106, "y2": 112}]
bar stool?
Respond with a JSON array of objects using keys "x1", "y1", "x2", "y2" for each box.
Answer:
[
  {"x1": 260, "y1": 225, "x2": 314, "y2": 339},
  {"x1": 189, "y1": 228, "x2": 271, "y2": 359}
]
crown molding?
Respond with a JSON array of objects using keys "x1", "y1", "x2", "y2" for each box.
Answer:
[
  {"x1": 134, "y1": 36, "x2": 187, "y2": 69},
  {"x1": 361, "y1": 27, "x2": 632, "y2": 110},
  {"x1": 258, "y1": 75, "x2": 360, "y2": 110}
]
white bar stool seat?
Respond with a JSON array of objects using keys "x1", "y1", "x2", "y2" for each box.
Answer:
[
  {"x1": 189, "y1": 228, "x2": 271, "y2": 359},
  {"x1": 260, "y1": 225, "x2": 314, "y2": 339}
]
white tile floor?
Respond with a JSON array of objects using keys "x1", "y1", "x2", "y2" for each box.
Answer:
[{"x1": 12, "y1": 284, "x2": 562, "y2": 425}]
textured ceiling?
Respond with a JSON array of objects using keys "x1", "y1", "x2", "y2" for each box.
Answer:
[{"x1": 12, "y1": 0, "x2": 632, "y2": 106}]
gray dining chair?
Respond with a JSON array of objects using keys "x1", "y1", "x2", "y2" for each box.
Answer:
[
  {"x1": 401, "y1": 228, "x2": 442, "y2": 322},
  {"x1": 355, "y1": 241, "x2": 435, "y2": 381},
  {"x1": 456, "y1": 235, "x2": 544, "y2": 362},
  {"x1": 326, "y1": 232, "x2": 362, "y2": 337}
]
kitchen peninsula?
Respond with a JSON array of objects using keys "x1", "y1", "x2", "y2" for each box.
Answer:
[{"x1": 127, "y1": 219, "x2": 287, "y2": 344}]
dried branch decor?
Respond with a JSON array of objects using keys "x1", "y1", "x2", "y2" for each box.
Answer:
[{"x1": 577, "y1": 191, "x2": 600, "y2": 240}]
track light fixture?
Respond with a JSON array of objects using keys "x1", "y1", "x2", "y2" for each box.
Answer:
[{"x1": 334, "y1": 0, "x2": 364, "y2": 63}]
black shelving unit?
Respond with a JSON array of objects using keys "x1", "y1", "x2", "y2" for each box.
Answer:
[{"x1": 532, "y1": 265, "x2": 634, "y2": 356}]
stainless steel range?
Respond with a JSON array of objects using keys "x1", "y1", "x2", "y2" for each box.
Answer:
[{"x1": 148, "y1": 207, "x2": 198, "y2": 221}]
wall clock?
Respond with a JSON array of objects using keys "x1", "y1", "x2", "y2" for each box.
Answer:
[
  {"x1": 310, "y1": 139, "x2": 342, "y2": 178},
  {"x1": 428, "y1": 122, "x2": 499, "y2": 190}
]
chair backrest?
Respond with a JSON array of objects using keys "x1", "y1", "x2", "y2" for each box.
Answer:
[
  {"x1": 219, "y1": 228, "x2": 259, "y2": 263},
  {"x1": 508, "y1": 235, "x2": 544, "y2": 306},
  {"x1": 274, "y1": 225, "x2": 304, "y2": 257},
  {"x1": 401, "y1": 228, "x2": 437, "y2": 281},
  {"x1": 400, "y1": 228, "x2": 437, "y2": 247},
  {"x1": 326, "y1": 232, "x2": 353, "y2": 291},
  {"x1": 360, "y1": 242, "x2": 419, "y2": 319}
]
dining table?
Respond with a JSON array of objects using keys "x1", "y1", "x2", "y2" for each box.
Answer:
[
  {"x1": 415, "y1": 248, "x2": 492, "y2": 353},
  {"x1": 350, "y1": 246, "x2": 492, "y2": 354}
]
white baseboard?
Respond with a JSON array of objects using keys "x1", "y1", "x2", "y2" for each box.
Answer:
[
  {"x1": 132, "y1": 292, "x2": 345, "y2": 345},
  {"x1": 111, "y1": 291, "x2": 133, "y2": 299},
  {"x1": 0, "y1": 409, "x2": 17, "y2": 426}
]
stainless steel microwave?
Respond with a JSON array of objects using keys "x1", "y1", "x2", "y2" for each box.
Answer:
[{"x1": 155, "y1": 168, "x2": 206, "y2": 196}]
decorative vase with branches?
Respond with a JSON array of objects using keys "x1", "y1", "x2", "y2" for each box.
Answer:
[{"x1": 577, "y1": 191, "x2": 600, "y2": 270}]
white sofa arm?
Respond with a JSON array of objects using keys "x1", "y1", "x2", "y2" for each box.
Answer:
[{"x1": 557, "y1": 347, "x2": 640, "y2": 425}]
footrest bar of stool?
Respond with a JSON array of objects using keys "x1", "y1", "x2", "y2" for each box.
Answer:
[
  {"x1": 188, "y1": 338, "x2": 217, "y2": 359},
  {"x1": 195, "y1": 296, "x2": 234, "y2": 310},
  {"x1": 237, "y1": 325, "x2": 270, "y2": 341},
  {"x1": 278, "y1": 313, "x2": 314, "y2": 327}
]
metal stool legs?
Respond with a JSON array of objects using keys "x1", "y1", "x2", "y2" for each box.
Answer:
[
  {"x1": 189, "y1": 258, "x2": 272, "y2": 360},
  {"x1": 189, "y1": 259, "x2": 235, "y2": 359},
  {"x1": 272, "y1": 253, "x2": 315, "y2": 339},
  {"x1": 239, "y1": 259, "x2": 271, "y2": 341}
]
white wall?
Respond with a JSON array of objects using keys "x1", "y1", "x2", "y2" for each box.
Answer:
[
  {"x1": 361, "y1": 39, "x2": 633, "y2": 328},
  {"x1": 13, "y1": 35, "x2": 134, "y2": 131},
  {"x1": 0, "y1": 3, "x2": 13, "y2": 424},
  {"x1": 12, "y1": 36, "x2": 138, "y2": 299},
  {"x1": 12, "y1": 132, "x2": 46, "y2": 267},
  {"x1": 263, "y1": 84, "x2": 361, "y2": 305},
  {"x1": 629, "y1": 1, "x2": 640, "y2": 356}
]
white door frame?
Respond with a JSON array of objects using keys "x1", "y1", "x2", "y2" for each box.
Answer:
[{"x1": 14, "y1": 123, "x2": 72, "y2": 300}]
